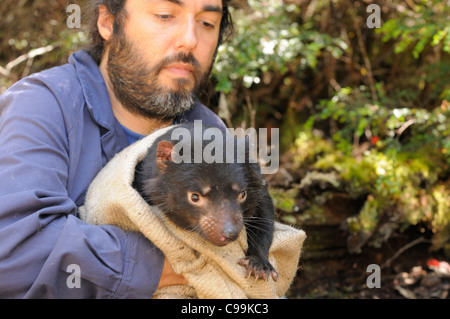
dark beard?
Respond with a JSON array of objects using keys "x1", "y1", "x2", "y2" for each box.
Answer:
[{"x1": 106, "y1": 34, "x2": 211, "y2": 121}]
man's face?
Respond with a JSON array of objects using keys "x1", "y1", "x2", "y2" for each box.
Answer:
[{"x1": 106, "y1": 0, "x2": 223, "y2": 120}]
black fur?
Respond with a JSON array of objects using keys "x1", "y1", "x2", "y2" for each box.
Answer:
[{"x1": 133, "y1": 123, "x2": 278, "y2": 281}]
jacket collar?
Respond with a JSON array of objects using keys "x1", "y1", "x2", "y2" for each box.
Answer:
[
  {"x1": 69, "y1": 50, "x2": 117, "y2": 132},
  {"x1": 69, "y1": 50, "x2": 128, "y2": 160}
]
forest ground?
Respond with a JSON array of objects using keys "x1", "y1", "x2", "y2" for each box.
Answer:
[{"x1": 286, "y1": 226, "x2": 449, "y2": 299}]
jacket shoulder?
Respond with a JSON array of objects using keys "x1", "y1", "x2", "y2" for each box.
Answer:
[
  {"x1": 1, "y1": 63, "x2": 85, "y2": 131},
  {"x1": 176, "y1": 101, "x2": 228, "y2": 132}
]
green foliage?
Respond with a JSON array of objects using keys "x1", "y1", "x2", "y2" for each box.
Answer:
[
  {"x1": 213, "y1": 0, "x2": 347, "y2": 93},
  {"x1": 298, "y1": 90, "x2": 450, "y2": 251},
  {"x1": 307, "y1": 86, "x2": 450, "y2": 164},
  {"x1": 379, "y1": 0, "x2": 450, "y2": 58},
  {"x1": 269, "y1": 188, "x2": 298, "y2": 214}
]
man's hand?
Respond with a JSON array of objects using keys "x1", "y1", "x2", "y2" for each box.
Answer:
[{"x1": 157, "y1": 258, "x2": 188, "y2": 289}]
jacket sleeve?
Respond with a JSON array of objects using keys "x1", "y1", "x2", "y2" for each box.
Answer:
[{"x1": 0, "y1": 77, "x2": 164, "y2": 298}]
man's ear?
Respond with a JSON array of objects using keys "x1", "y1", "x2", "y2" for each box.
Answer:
[
  {"x1": 97, "y1": 4, "x2": 114, "y2": 42},
  {"x1": 156, "y1": 141, "x2": 175, "y2": 170}
]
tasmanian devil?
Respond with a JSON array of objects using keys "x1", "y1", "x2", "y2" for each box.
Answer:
[{"x1": 133, "y1": 123, "x2": 278, "y2": 281}]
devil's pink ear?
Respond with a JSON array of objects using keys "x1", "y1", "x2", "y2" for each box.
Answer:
[{"x1": 156, "y1": 140, "x2": 174, "y2": 170}]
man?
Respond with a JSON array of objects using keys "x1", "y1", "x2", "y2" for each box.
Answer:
[{"x1": 0, "y1": 0, "x2": 233, "y2": 298}]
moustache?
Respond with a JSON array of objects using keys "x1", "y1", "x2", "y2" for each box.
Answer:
[{"x1": 155, "y1": 52, "x2": 201, "y2": 75}]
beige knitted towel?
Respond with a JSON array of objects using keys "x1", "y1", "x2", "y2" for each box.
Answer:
[{"x1": 79, "y1": 126, "x2": 306, "y2": 299}]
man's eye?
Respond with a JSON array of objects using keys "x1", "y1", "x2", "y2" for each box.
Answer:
[
  {"x1": 201, "y1": 21, "x2": 215, "y2": 30},
  {"x1": 156, "y1": 14, "x2": 173, "y2": 21}
]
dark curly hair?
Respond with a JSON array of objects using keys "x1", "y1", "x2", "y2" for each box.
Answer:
[{"x1": 85, "y1": 0, "x2": 234, "y2": 64}]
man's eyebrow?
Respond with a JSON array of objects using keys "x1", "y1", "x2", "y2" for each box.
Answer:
[
  {"x1": 163, "y1": 0, "x2": 184, "y2": 6},
  {"x1": 161, "y1": 0, "x2": 223, "y2": 14},
  {"x1": 203, "y1": 4, "x2": 223, "y2": 14}
]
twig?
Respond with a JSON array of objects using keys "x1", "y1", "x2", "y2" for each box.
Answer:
[
  {"x1": 380, "y1": 236, "x2": 428, "y2": 270},
  {"x1": 396, "y1": 119, "x2": 416, "y2": 137},
  {"x1": 245, "y1": 92, "x2": 256, "y2": 129},
  {"x1": 0, "y1": 44, "x2": 56, "y2": 78},
  {"x1": 353, "y1": 17, "x2": 378, "y2": 102},
  {"x1": 405, "y1": 0, "x2": 416, "y2": 10},
  {"x1": 343, "y1": 0, "x2": 378, "y2": 102},
  {"x1": 217, "y1": 92, "x2": 233, "y2": 128}
]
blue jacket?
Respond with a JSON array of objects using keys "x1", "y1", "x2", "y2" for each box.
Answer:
[{"x1": 0, "y1": 50, "x2": 226, "y2": 298}]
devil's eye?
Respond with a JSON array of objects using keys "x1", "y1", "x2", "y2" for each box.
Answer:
[
  {"x1": 238, "y1": 190, "x2": 247, "y2": 201},
  {"x1": 191, "y1": 193, "x2": 200, "y2": 202},
  {"x1": 188, "y1": 191, "x2": 205, "y2": 205}
]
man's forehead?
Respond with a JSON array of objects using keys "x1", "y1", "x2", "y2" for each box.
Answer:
[{"x1": 147, "y1": 0, "x2": 223, "y2": 11}]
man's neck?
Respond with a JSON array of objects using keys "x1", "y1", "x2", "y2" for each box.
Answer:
[{"x1": 99, "y1": 56, "x2": 172, "y2": 136}]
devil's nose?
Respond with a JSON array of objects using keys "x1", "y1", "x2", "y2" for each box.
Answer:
[{"x1": 220, "y1": 222, "x2": 240, "y2": 242}]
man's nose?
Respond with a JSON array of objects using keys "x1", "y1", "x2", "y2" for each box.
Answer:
[{"x1": 175, "y1": 17, "x2": 198, "y2": 52}]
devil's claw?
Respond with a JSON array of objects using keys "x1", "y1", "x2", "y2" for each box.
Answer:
[{"x1": 238, "y1": 256, "x2": 278, "y2": 281}]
